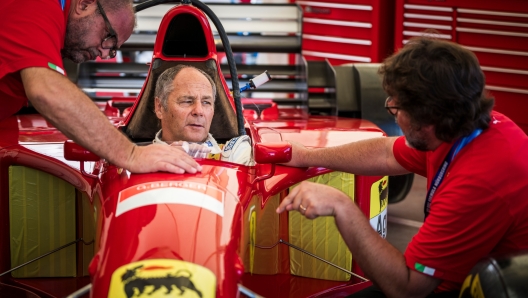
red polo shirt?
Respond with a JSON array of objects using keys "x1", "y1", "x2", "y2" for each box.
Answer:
[
  {"x1": 0, "y1": 0, "x2": 70, "y2": 120},
  {"x1": 394, "y1": 111, "x2": 528, "y2": 292}
]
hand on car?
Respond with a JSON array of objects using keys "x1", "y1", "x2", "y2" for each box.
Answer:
[
  {"x1": 126, "y1": 143, "x2": 203, "y2": 174},
  {"x1": 276, "y1": 181, "x2": 352, "y2": 219},
  {"x1": 282, "y1": 140, "x2": 310, "y2": 167}
]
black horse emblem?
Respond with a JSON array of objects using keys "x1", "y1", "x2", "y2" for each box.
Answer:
[
  {"x1": 378, "y1": 179, "x2": 388, "y2": 208},
  {"x1": 121, "y1": 265, "x2": 203, "y2": 297},
  {"x1": 376, "y1": 180, "x2": 388, "y2": 237}
]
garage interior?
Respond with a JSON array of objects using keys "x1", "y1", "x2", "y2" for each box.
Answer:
[
  {"x1": 2, "y1": 0, "x2": 527, "y2": 297},
  {"x1": 66, "y1": 0, "x2": 524, "y2": 253}
]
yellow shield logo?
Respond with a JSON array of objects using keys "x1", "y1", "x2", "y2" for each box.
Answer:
[{"x1": 108, "y1": 259, "x2": 216, "y2": 298}]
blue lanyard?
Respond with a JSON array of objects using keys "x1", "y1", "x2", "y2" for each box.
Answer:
[
  {"x1": 59, "y1": 0, "x2": 65, "y2": 10},
  {"x1": 424, "y1": 128, "x2": 482, "y2": 220}
]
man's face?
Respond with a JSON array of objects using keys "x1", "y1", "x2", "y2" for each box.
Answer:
[
  {"x1": 390, "y1": 98, "x2": 432, "y2": 151},
  {"x1": 155, "y1": 68, "x2": 215, "y2": 143},
  {"x1": 402, "y1": 120, "x2": 430, "y2": 151},
  {"x1": 62, "y1": 3, "x2": 134, "y2": 63}
]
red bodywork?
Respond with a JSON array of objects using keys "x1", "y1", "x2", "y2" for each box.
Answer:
[{"x1": 0, "y1": 3, "x2": 387, "y2": 297}]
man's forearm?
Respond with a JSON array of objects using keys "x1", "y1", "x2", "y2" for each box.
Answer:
[
  {"x1": 335, "y1": 201, "x2": 409, "y2": 296},
  {"x1": 21, "y1": 67, "x2": 135, "y2": 169},
  {"x1": 301, "y1": 137, "x2": 408, "y2": 176},
  {"x1": 334, "y1": 200, "x2": 439, "y2": 298}
]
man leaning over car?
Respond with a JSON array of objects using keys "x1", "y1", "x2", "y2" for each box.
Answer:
[
  {"x1": 0, "y1": 0, "x2": 202, "y2": 174},
  {"x1": 153, "y1": 65, "x2": 252, "y2": 166},
  {"x1": 277, "y1": 37, "x2": 528, "y2": 298}
]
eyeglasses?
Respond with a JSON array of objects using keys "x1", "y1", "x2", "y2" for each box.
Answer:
[
  {"x1": 385, "y1": 96, "x2": 401, "y2": 116},
  {"x1": 96, "y1": 1, "x2": 118, "y2": 59}
]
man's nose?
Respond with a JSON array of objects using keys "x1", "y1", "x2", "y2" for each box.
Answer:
[{"x1": 191, "y1": 102, "x2": 204, "y2": 116}]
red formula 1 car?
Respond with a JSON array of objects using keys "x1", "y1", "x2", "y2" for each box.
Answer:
[{"x1": 0, "y1": 1, "x2": 392, "y2": 297}]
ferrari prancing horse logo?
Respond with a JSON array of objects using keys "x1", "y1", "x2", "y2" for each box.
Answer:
[{"x1": 108, "y1": 259, "x2": 216, "y2": 298}]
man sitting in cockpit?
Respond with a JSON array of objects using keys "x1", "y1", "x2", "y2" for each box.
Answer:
[{"x1": 153, "y1": 64, "x2": 252, "y2": 165}]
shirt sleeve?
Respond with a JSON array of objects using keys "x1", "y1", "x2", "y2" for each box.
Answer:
[
  {"x1": 221, "y1": 135, "x2": 253, "y2": 166},
  {"x1": 0, "y1": 0, "x2": 65, "y2": 79}
]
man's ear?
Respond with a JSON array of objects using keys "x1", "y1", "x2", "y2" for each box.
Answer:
[
  {"x1": 154, "y1": 97, "x2": 163, "y2": 120},
  {"x1": 73, "y1": 0, "x2": 96, "y2": 16}
]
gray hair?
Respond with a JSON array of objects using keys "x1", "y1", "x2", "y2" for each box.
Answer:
[{"x1": 155, "y1": 65, "x2": 217, "y2": 110}]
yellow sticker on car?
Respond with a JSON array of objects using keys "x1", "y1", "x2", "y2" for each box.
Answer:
[
  {"x1": 460, "y1": 273, "x2": 485, "y2": 298},
  {"x1": 249, "y1": 207, "x2": 256, "y2": 273},
  {"x1": 369, "y1": 176, "x2": 388, "y2": 238},
  {"x1": 108, "y1": 259, "x2": 216, "y2": 298}
]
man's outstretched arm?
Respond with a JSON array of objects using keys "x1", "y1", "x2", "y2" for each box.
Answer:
[
  {"x1": 285, "y1": 138, "x2": 409, "y2": 176},
  {"x1": 21, "y1": 67, "x2": 202, "y2": 174}
]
